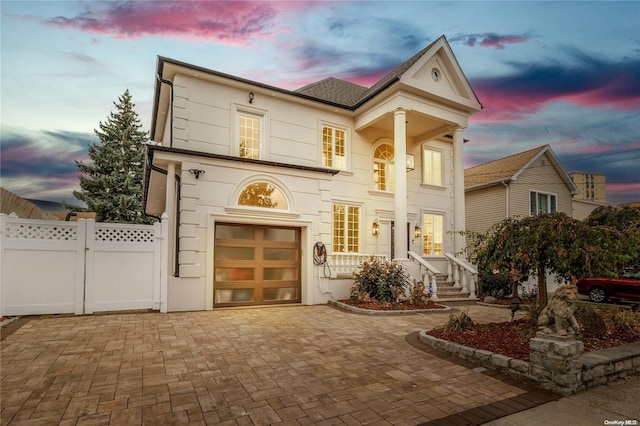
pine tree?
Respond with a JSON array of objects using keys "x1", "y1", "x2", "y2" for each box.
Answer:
[{"x1": 70, "y1": 89, "x2": 154, "y2": 223}]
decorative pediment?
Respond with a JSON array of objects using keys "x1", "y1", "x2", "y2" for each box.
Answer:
[{"x1": 399, "y1": 36, "x2": 481, "y2": 112}]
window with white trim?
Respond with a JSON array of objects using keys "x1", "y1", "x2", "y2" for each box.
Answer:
[
  {"x1": 332, "y1": 203, "x2": 360, "y2": 253},
  {"x1": 373, "y1": 143, "x2": 395, "y2": 192},
  {"x1": 530, "y1": 191, "x2": 557, "y2": 215},
  {"x1": 322, "y1": 125, "x2": 347, "y2": 169},
  {"x1": 423, "y1": 213, "x2": 444, "y2": 256},
  {"x1": 422, "y1": 147, "x2": 443, "y2": 186},
  {"x1": 238, "y1": 112, "x2": 262, "y2": 159}
]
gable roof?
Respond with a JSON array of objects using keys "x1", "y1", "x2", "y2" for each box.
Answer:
[{"x1": 465, "y1": 145, "x2": 579, "y2": 194}]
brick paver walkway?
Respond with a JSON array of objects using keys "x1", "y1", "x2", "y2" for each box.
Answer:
[{"x1": 1, "y1": 305, "x2": 557, "y2": 425}]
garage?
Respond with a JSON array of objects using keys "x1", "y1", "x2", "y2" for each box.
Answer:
[{"x1": 214, "y1": 223, "x2": 301, "y2": 307}]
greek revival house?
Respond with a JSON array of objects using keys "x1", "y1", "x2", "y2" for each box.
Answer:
[{"x1": 144, "y1": 35, "x2": 482, "y2": 311}]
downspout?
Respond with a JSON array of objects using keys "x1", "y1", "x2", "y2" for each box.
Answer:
[
  {"x1": 156, "y1": 74, "x2": 174, "y2": 148},
  {"x1": 501, "y1": 180, "x2": 510, "y2": 218},
  {"x1": 146, "y1": 148, "x2": 181, "y2": 277},
  {"x1": 150, "y1": 73, "x2": 179, "y2": 276}
]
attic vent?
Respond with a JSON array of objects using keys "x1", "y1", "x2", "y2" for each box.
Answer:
[{"x1": 431, "y1": 68, "x2": 440, "y2": 82}]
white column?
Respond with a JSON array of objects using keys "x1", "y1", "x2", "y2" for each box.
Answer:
[
  {"x1": 393, "y1": 108, "x2": 408, "y2": 260},
  {"x1": 452, "y1": 127, "x2": 466, "y2": 256},
  {"x1": 166, "y1": 162, "x2": 177, "y2": 277}
]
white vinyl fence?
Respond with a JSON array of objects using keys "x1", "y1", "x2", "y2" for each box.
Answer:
[{"x1": 0, "y1": 213, "x2": 168, "y2": 317}]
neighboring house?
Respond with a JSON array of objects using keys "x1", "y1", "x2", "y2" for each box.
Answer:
[
  {"x1": 465, "y1": 145, "x2": 579, "y2": 234},
  {"x1": 464, "y1": 145, "x2": 580, "y2": 293},
  {"x1": 144, "y1": 35, "x2": 482, "y2": 311}
]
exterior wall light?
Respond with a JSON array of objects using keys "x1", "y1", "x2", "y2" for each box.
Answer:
[
  {"x1": 249, "y1": 92, "x2": 254, "y2": 104},
  {"x1": 372, "y1": 218, "x2": 380, "y2": 236},
  {"x1": 414, "y1": 224, "x2": 421, "y2": 238},
  {"x1": 406, "y1": 153, "x2": 415, "y2": 171},
  {"x1": 189, "y1": 169, "x2": 205, "y2": 179}
]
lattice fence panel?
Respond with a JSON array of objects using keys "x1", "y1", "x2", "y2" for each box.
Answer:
[
  {"x1": 6, "y1": 223, "x2": 78, "y2": 240},
  {"x1": 95, "y1": 227, "x2": 155, "y2": 243}
]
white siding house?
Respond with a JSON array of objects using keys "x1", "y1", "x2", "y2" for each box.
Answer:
[
  {"x1": 465, "y1": 144, "x2": 580, "y2": 293},
  {"x1": 144, "y1": 36, "x2": 482, "y2": 311}
]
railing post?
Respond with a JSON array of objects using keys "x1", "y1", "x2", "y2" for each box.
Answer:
[
  {"x1": 453, "y1": 264, "x2": 461, "y2": 288},
  {"x1": 469, "y1": 273, "x2": 477, "y2": 299},
  {"x1": 461, "y1": 268, "x2": 468, "y2": 293},
  {"x1": 430, "y1": 272, "x2": 439, "y2": 300}
]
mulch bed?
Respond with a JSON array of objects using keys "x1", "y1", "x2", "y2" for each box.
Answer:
[
  {"x1": 426, "y1": 312, "x2": 640, "y2": 362},
  {"x1": 338, "y1": 299, "x2": 447, "y2": 311}
]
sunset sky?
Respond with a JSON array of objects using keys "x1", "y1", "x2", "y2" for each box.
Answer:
[{"x1": 1, "y1": 0, "x2": 639, "y2": 205}]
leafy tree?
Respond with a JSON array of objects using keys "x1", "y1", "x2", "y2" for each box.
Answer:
[
  {"x1": 69, "y1": 90, "x2": 153, "y2": 224},
  {"x1": 466, "y1": 211, "x2": 640, "y2": 308}
]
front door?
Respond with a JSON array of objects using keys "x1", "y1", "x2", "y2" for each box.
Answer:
[{"x1": 214, "y1": 223, "x2": 301, "y2": 307}]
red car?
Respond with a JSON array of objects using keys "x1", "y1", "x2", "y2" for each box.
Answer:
[{"x1": 576, "y1": 270, "x2": 640, "y2": 304}]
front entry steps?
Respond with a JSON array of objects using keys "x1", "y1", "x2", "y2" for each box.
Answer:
[{"x1": 433, "y1": 273, "x2": 478, "y2": 304}]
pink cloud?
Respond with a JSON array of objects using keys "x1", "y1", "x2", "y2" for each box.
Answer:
[{"x1": 45, "y1": 1, "x2": 282, "y2": 42}]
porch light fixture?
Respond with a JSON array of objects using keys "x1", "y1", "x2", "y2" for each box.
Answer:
[
  {"x1": 414, "y1": 224, "x2": 421, "y2": 239},
  {"x1": 249, "y1": 92, "x2": 254, "y2": 104},
  {"x1": 188, "y1": 168, "x2": 205, "y2": 179},
  {"x1": 406, "y1": 153, "x2": 415, "y2": 172},
  {"x1": 372, "y1": 218, "x2": 380, "y2": 236}
]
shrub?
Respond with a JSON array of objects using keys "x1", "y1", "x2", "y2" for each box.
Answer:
[
  {"x1": 478, "y1": 269, "x2": 511, "y2": 298},
  {"x1": 350, "y1": 256, "x2": 410, "y2": 303},
  {"x1": 408, "y1": 279, "x2": 431, "y2": 305}
]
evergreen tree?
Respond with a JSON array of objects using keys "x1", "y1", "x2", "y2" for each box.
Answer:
[{"x1": 70, "y1": 89, "x2": 154, "y2": 223}]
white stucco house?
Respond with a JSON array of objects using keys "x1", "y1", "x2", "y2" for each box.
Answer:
[{"x1": 143, "y1": 35, "x2": 482, "y2": 311}]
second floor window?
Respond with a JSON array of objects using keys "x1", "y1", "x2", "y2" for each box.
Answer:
[
  {"x1": 333, "y1": 203, "x2": 360, "y2": 253},
  {"x1": 322, "y1": 126, "x2": 346, "y2": 169},
  {"x1": 239, "y1": 113, "x2": 262, "y2": 159},
  {"x1": 373, "y1": 143, "x2": 395, "y2": 192},
  {"x1": 530, "y1": 191, "x2": 557, "y2": 215},
  {"x1": 422, "y1": 147, "x2": 443, "y2": 186}
]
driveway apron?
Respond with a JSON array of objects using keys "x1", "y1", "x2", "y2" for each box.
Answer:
[{"x1": 1, "y1": 305, "x2": 556, "y2": 425}]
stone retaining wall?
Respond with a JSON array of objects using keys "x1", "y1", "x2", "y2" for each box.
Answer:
[{"x1": 419, "y1": 331, "x2": 640, "y2": 396}]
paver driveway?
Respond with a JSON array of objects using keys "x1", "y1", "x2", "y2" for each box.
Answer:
[{"x1": 1, "y1": 305, "x2": 554, "y2": 425}]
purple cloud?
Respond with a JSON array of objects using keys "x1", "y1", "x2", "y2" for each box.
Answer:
[{"x1": 451, "y1": 32, "x2": 530, "y2": 49}]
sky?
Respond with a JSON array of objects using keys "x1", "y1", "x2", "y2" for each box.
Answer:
[{"x1": 1, "y1": 0, "x2": 639, "y2": 206}]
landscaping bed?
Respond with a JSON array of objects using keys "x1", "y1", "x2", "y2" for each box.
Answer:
[
  {"x1": 338, "y1": 299, "x2": 447, "y2": 311},
  {"x1": 426, "y1": 309, "x2": 640, "y2": 362}
]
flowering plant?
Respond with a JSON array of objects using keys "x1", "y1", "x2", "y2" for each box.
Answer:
[{"x1": 350, "y1": 256, "x2": 410, "y2": 303}]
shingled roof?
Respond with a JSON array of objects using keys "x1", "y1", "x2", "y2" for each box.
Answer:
[
  {"x1": 465, "y1": 145, "x2": 549, "y2": 189},
  {"x1": 295, "y1": 38, "x2": 440, "y2": 107},
  {"x1": 295, "y1": 77, "x2": 369, "y2": 106}
]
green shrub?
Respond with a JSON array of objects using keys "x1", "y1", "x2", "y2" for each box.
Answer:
[
  {"x1": 479, "y1": 269, "x2": 512, "y2": 298},
  {"x1": 350, "y1": 256, "x2": 410, "y2": 303}
]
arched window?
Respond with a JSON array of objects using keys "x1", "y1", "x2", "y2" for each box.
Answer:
[
  {"x1": 373, "y1": 143, "x2": 395, "y2": 192},
  {"x1": 237, "y1": 182, "x2": 289, "y2": 209}
]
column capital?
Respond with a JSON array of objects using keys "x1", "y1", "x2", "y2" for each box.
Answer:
[
  {"x1": 391, "y1": 107, "x2": 411, "y2": 116},
  {"x1": 448, "y1": 125, "x2": 467, "y2": 133}
]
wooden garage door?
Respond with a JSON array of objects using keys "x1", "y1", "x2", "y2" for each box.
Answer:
[{"x1": 214, "y1": 223, "x2": 301, "y2": 307}]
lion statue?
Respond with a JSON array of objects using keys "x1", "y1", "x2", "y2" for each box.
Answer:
[{"x1": 538, "y1": 284, "x2": 581, "y2": 336}]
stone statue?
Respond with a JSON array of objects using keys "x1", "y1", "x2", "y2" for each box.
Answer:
[{"x1": 538, "y1": 284, "x2": 581, "y2": 336}]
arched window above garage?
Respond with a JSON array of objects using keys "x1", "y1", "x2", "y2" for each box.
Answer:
[{"x1": 237, "y1": 181, "x2": 289, "y2": 210}]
